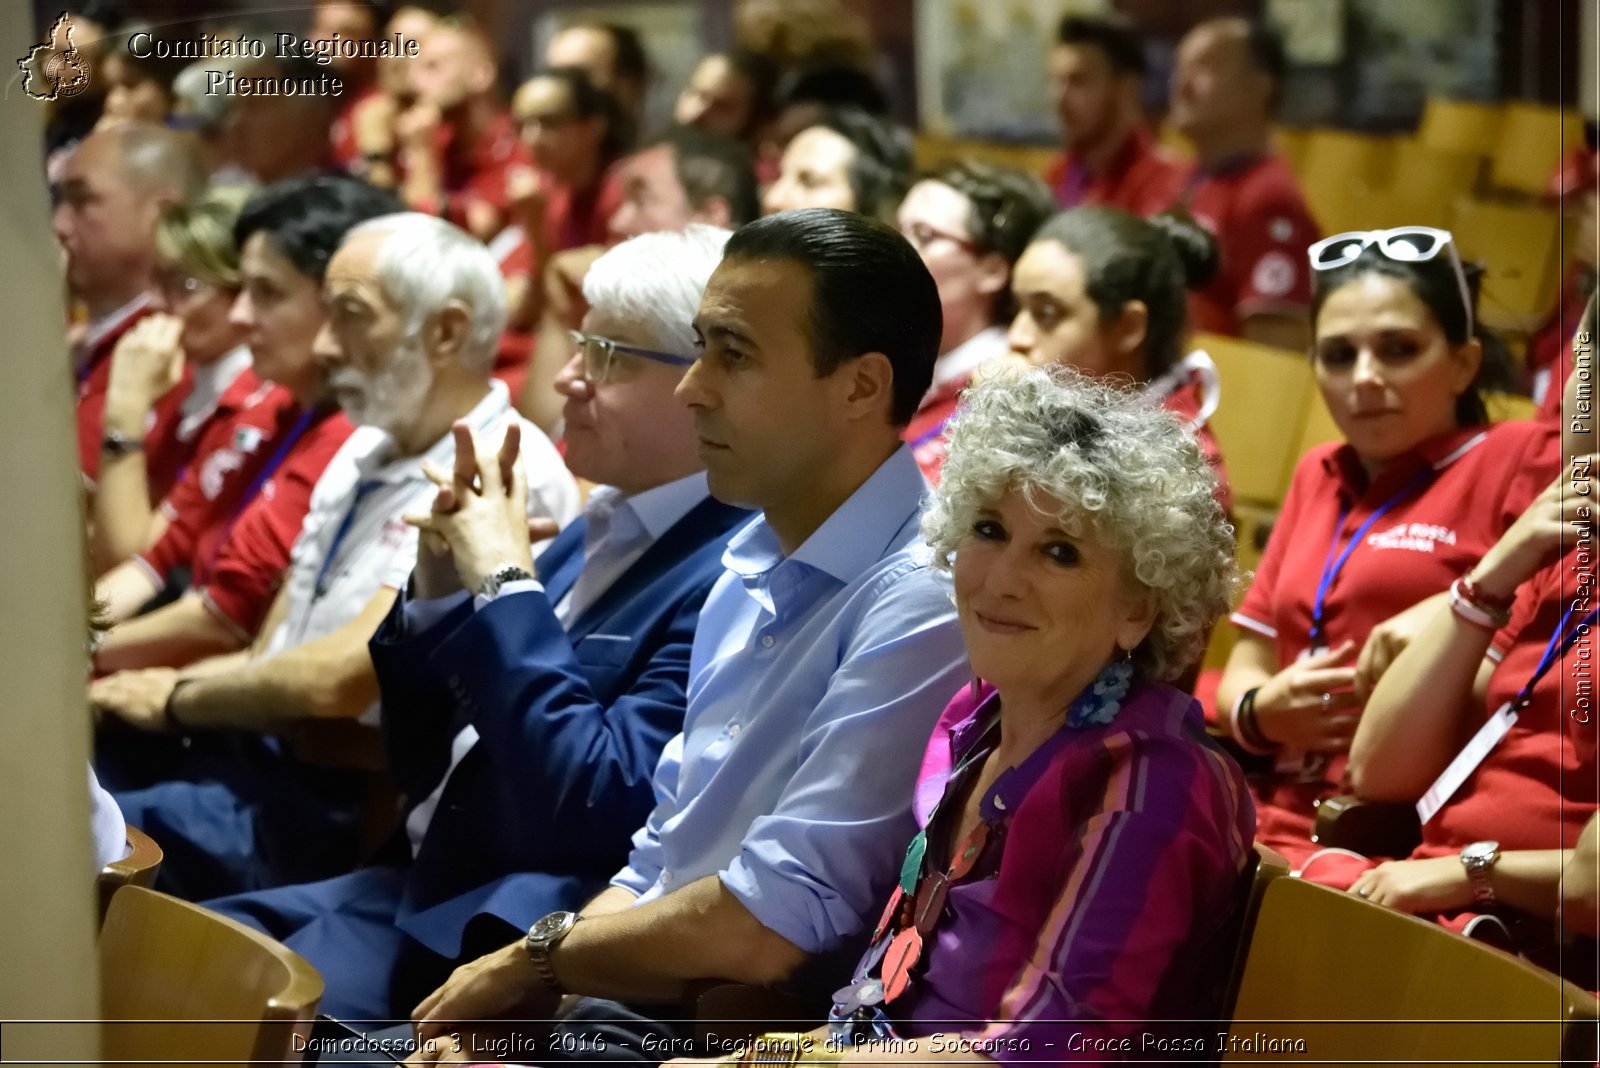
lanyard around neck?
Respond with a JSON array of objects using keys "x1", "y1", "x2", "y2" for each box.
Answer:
[{"x1": 1309, "y1": 467, "x2": 1434, "y2": 649}]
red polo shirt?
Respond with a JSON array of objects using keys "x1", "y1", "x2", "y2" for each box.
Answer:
[
  {"x1": 428, "y1": 110, "x2": 539, "y2": 237},
  {"x1": 1414, "y1": 545, "x2": 1599, "y2": 860},
  {"x1": 329, "y1": 85, "x2": 383, "y2": 174},
  {"x1": 192, "y1": 403, "x2": 355, "y2": 640},
  {"x1": 1043, "y1": 126, "x2": 1187, "y2": 217},
  {"x1": 1232, "y1": 420, "x2": 1561, "y2": 864},
  {"x1": 75, "y1": 302, "x2": 194, "y2": 500},
  {"x1": 1181, "y1": 154, "x2": 1319, "y2": 337},
  {"x1": 134, "y1": 371, "x2": 284, "y2": 588}
]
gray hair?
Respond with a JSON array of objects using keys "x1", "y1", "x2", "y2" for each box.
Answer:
[
  {"x1": 582, "y1": 224, "x2": 732, "y2": 356},
  {"x1": 923, "y1": 367, "x2": 1237, "y2": 682},
  {"x1": 345, "y1": 212, "x2": 507, "y2": 373}
]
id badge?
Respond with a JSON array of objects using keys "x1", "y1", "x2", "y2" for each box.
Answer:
[{"x1": 1416, "y1": 702, "x2": 1519, "y2": 825}]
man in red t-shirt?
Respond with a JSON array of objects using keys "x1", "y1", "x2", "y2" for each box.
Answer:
[
  {"x1": 1042, "y1": 15, "x2": 1186, "y2": 218},
  {"x1": 397, "y1": 18, "x2": 537, "y2": 244},
  {"x1": 54, "y1": 123, "x2": 205, "y2": 490},
  {"x1": 1170, "y1": 18, "x2": 1318, "y2": 350},
  {"x1": 92, "y1": 176, "x2": 401, "y2": 670}
]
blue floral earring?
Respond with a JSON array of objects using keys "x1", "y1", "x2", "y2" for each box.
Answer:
[{"x1": 1066, "y1": 652, "x2": 1134, "y2": 729}]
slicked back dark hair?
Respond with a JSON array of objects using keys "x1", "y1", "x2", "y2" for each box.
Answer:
[
  {"x1": 661, "y1": 125, "x2": 760, "y2": 227},
  {"x1": 233, "y1": 175, "x2": 404, "y2": 283},
  {"x1": 1056, "y1": 14, "x2": 1146, "y2": 77},
  {"x1": 723, "y1": 207, "x2": 940, "y2": 426}
]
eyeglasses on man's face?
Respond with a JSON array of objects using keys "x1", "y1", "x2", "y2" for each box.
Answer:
[{"x1": 568, "y1": 330, "x2": 694, "y2": 384}]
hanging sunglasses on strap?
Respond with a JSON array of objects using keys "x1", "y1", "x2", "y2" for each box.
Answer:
[{"x1": 1306, "y1": 227, "x2": 1475, "y2": 336}]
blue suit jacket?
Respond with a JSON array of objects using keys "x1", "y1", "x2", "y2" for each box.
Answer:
[{"x1": 368, "y1": 494, "x2": 750, "y2": 957}]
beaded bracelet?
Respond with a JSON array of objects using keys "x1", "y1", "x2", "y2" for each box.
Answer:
[
  {"x1": 1229, "y1": 686, "x2": 1276, "y2": 756},
  {"x1": 1450, "y1": 576, "x2": 1511, "y2": 630}
]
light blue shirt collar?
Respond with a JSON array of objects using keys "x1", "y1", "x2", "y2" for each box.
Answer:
[{"x1": 724, "y1": 445, "x2": 929, "y2": 588}]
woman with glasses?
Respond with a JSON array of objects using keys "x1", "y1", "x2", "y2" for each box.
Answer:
[
  {"x1": 1216, "y1": 227, "x2": 1559, "y2": 868},
  {"x1": 1006, "y1": 205, "x2": 1233, "y2": 513},
  {"x1": 500, "y1": 67, "x2": 629, "y2": 335},
  {"x1": 896, "y1": 160, "x2": 1055, "y2": 483},
  {"x1": 90, "y1": 184, "x2": 257, "y2": 576}
]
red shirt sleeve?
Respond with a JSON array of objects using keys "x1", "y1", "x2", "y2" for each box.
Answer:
[
  {"x1": 198, "y1": 414, "x2": 353, "y2": 638},
  {"x1": 1233, "y1": 446, "x2": 1327, "y2": 639},
  {"x1": 1230, "y1": 169, "x2": 1319, "y2": 320}
]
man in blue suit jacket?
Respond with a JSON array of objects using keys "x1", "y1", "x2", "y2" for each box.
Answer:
[{"x1": 209, "y1": 226, "x2": 748, "y2": 1020}]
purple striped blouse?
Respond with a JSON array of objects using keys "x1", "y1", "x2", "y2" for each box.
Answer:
[{"x1": 840, "y1": 680, "x2": 1255, "y2": 1062}]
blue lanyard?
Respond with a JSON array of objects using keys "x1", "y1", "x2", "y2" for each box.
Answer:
[
  {"x1": 313, "y1": 480, "x2": 381, "y2": 598},
  {"x1": 1308, "y1": 468, "x2": 1435, "y2": 649},
  {"x1": 202, "y1": 406, "x2": 319, "y2": 572},
  {"x1": 1515, "y1": 602, "x2": 1600, "y2": 709},
  {"x1": 910, "y1": 412, "x2": 955, "y2": 450}
]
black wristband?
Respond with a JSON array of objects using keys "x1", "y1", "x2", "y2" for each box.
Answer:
[{"x1": 1238, "y1": 687, "x2": 1275, "y2": 752}]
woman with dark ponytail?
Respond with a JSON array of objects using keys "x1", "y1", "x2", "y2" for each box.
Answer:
[
  {"x1": 1006, "y1": 205, "x2": 1232, "y2": 510},
  {"x1": 1217, "y1": 227, "x2": 1561, "y2": 868}
]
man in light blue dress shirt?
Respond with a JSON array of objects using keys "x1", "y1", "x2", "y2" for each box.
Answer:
[{"x1": 408, "y1": 208, "x2": 968, "y2": 1062}]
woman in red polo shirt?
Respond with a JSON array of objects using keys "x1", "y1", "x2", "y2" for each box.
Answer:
[
  {"x1": 1216, "y1": 227, "x2": 1558, "y2": 868},
  {"x1": 1299, "y1": 315, "x2": 1599, "y2": 961},
  {"x1": 1006, "y1": 205, "x2": 1233, "y2": 513}
]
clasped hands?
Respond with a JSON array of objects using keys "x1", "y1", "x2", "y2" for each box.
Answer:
[{"x1": 404, "y1": 420, "x2": 558, "y2": 601}]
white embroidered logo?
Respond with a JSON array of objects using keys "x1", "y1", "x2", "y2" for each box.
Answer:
[{"x1": 1367, "y1": 522, "x2": 1458, "y2": 553}]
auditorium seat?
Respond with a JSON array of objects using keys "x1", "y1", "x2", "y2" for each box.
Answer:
[
  {"x1": 101, "y1": 885, "x2": 322, "y2": 1068},
  {"x1": 1199, "y1": 333, "x2": 1316, "y2": 507},
  {"x1": 1451, "y1": 197, "x2": 1565, "y2": 333},
  {"x1": 1489, "y1": 101, "x2": 1586, "y2": 198},
  {"x1": 97, "y1": 825, "x2": 162, "y2": 924},
  {"x1": 1417, "y1": 97, "x2": 1502, "y2": 157},
  {"x1": 1224, "y1": 877, "x2": 1598, "y2": 1065}
]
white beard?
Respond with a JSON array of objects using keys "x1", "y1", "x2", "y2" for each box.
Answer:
[{"x1": 331, "y1": 333, "x2": 435, "y2": 438}]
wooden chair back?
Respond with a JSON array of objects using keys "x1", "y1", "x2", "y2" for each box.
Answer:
[
  {"x1": 1489, "y1": 102, "x2": 1586, "y2": 197},
  {"x1": 100, "y1": 885, "x2": 322, "y2": 1068},
  {"x1": 1225, "y1": 877, "x2": 1599, "y2": 1065},
  {"x1": 1417, "y1": 98, "x2": 1502, "y2": 157},
  {"x1": 1199, "y1": 333, "x2": 1316, "y2": 507},
  {"x1": 1451, "y1": 196, "x2": 1565, "y2": 333},
  {"x1": 97, "y1": 825, "x2": 162, "y2": 924}
]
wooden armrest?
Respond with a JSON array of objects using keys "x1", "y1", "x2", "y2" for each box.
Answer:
[
  {"x1": 98, "y1": 825, "x2": 163, "y2": 923},
  {"x1": 1312, "y1": 794, "x2": 1422, "y2": 858}
]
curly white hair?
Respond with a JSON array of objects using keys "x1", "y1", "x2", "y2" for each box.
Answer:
[{"x1": 922, "y1": 366, "x2": 1238, "y2": 681}]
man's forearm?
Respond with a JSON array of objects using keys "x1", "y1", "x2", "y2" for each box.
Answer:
[
  {"x1": 94, "y1": 593, "x2": 246, "y2": 672},
  {"x1": 548, "y1": 875, "x2": 809, "y2": 1003},
  {"x1": 582, "y1": 883, "x2": 640, "y2": 918},
  {"x1": 170, "y1": 590, "x2": 393, "y2": 731}
]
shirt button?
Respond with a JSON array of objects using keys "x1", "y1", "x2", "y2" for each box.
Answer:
[
  {"x1": 661, "y1": 870, "x2": 674, "y2": 886},
  {"x1": 729, "y1": 723, "x2": 742, "y2": 737},
  {"x1": 760, "y1": 635, "x2": 775, "y2": 648}
]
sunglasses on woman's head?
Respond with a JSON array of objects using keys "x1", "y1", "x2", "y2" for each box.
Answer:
[{"x1": 1306, "y1": 227, "x2": 1474, "y2": 336}]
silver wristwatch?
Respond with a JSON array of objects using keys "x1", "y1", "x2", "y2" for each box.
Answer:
[
  {"x1": 479, "y1": 564, "x2": 533, "y2": 599},
  {"x1": 524, "y1": 910, "x2": 580, "y2": 992},
  {"x1": 1460, "y1": 840, "x2": 1501, "y2": 907}
]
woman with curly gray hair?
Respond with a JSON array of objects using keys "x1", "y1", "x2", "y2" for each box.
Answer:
[{"x1": 717, "y1": 369, "x2": 1256, "y2": 1062}]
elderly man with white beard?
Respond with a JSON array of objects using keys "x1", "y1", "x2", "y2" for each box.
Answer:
[{"x1": 90, "y1": 213, "x2": 580, "y2": 898}]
